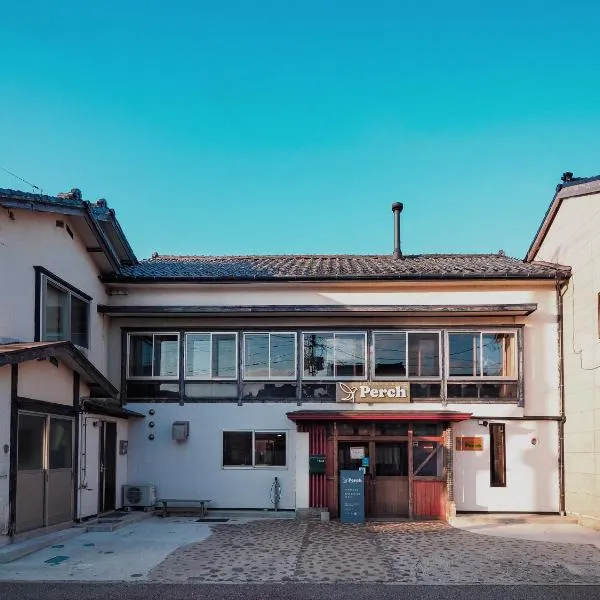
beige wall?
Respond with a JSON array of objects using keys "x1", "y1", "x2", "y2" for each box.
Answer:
[
  {"x1": 0, "y1": 209, "x2": 109, "y2": 373},
  {"x1": 18, "y1": 360, "x2": 74, "y2": 406},
  {"x1": 106, "y1": 282, "x2": 560, "y2": 418},
  {"x1": 0, "y1": 366, "x2": 11, "y2": 534},
  {"x1": 536, "y1": 190, "x2": 600, "y2": 526}
]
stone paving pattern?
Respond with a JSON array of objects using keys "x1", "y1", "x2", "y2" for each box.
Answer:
[{"x1": 148, "y1": 520, "x2": 600, "y2": 584}]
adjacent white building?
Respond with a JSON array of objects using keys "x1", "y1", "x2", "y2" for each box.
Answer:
[
  {"x1": 0, "y1": 184, "x2": 574, "y2": 539},
  {"x1": 526, "y1": 172, "x2": 600, "y2": 529}
]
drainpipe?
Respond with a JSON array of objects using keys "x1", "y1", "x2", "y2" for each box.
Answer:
[{"x1": 556, "y1": 274, "x2": 568, "y2": 516}]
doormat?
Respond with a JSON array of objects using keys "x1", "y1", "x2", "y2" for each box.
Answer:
[{"x1": 195, "y1": 518, "x2": 229, "y2": 523}]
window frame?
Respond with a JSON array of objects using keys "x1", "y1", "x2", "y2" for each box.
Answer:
[
  {"x1": 184, "y1": 332, "x2": 238, "y2": 381},
  {"x1": 127, "y1": 332, "x2": 180, "y2": 380},
  {"x1": 372, "y1": 330, "x2": 442, "y2": 380},
  {"x1": 39, "y1": 271, "x2": 91, "y2": 349},
  {"x1": 445, "y1": 329, "x2": 518, "y2": 381},
  {"x1": 222, "y1": 429, "x2": 288, "y2": 469},
  {"x1": 302, "y1": 331, "x2": 368, "y2": 380},
  {"x1": 242, "y1": 332, "x2": 297, "y2": 381},
  {"x1": 489, "y1": 422, "x2": 507, "y2": 487}
]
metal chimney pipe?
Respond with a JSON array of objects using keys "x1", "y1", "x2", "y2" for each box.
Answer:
[{"x1": 392, "y1": 202, "x2": 403, "y2": 258}]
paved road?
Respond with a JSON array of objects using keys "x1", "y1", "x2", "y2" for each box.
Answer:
[{"x1": 1, "y1": 583, "x2": 600, "y2": 600}]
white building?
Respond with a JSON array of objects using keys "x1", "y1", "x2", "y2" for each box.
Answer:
[
  {"x1": 0, "y1": 187, "x2": 571, "y2": 539},
  {"x1": 526, "y1": 172, "x2": 600, "y2": 529}
]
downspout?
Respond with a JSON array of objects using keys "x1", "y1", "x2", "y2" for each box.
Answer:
[{"x1": 556, "y1": 274, "x2": 568, "y2": 516}]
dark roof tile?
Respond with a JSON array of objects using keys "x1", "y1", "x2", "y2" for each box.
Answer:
[{"x1": 110, "y1": 253, "x2": 569, "y2": 282}]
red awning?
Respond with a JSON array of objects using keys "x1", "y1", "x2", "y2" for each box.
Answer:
[{"x1": 286, "y1": 410, "x2": 472, "y2": 422}]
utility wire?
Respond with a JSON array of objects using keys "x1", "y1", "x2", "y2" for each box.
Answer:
[{"x1": 0, "y1": 165, "x2": 43, "y2": 194}]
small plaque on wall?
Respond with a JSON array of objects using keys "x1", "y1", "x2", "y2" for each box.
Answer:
[{"x1": 456, "y1": 436, "x2": 484, "y2": 451}]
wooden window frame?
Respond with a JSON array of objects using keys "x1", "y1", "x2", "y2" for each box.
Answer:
[
  {"x1": 242, "y1": 332, "x2": 297, "y2": 381},
  {"x1": 489, "y1": 422, "x2": 506, "y2": 487}
]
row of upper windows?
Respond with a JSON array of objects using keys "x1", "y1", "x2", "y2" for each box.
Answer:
[{"x1": 126, "y1": 330, "x2": 518, "y2": 382}]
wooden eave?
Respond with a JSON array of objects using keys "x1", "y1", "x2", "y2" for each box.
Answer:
[
  {"x1": 97, "y1": 303, "x2": 538, "y2": 318},
  {"x1": 286, "y1": 410, "x2": 472, "y2": 422}
]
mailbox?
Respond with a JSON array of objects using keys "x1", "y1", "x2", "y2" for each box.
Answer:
[
  {"x1": 172, "y1": 421, "x2": 190, "y2": 442},
  {"x1": 309, "y1": 454, "x2": 326, "y2": 474}
]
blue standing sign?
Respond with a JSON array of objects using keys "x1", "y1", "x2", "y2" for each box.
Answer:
[{"x1": 340, "y1": 469, "x2": 365, "y2": 524}]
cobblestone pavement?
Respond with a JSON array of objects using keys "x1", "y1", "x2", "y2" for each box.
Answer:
[{"x1": 148, "y1": 520, "x2": 600, "y2": 584}]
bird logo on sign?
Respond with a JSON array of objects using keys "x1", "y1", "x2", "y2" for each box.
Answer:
[{"x1": 339, "y1": 383, "x2": 358, "y2": 403}]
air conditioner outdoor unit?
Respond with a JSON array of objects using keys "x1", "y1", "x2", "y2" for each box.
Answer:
[{"x1": 123, "y1": 484, "x2": 157, "y2": 508}]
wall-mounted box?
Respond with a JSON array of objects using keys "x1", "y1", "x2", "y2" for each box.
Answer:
[
  {"x1": 172, "y1": 421, "x2": 190, "y2": 442},
  {"x1": 309, "y1": 454, "x2": 326, "y2": 474}
]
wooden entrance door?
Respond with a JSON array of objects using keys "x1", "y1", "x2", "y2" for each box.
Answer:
[{"x1": 371, "y1": 442, "x2": 409, "y2": 517}]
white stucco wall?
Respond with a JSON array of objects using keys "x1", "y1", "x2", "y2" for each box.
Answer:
[
  {"x1": 295, "y1": 432, "x2": 309, "y2": 510},
  {"x1": 535, "y1": 190, "x2": 600, "y2": 526},
  {"x1": 127, "y1": 404, "x2": 296, "y2": 510},
  {"x1": 0, "y1": 366, "x2": 11, "y2": 534},
  {"x1": 18, "y1": 360, "x2": 74, "y2": 405},
  {"x1": 454, "y1": 419, "x2": 559, "y2": 512},
  {"x1": 107, "y1": 282, "x2": 560, "y2": 418},
  {"x1": 0, "y1": 209, "x2": 109, "y2": 373}
]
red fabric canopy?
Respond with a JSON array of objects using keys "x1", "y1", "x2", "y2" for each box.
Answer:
[{"x1": 286, "y1": 410, "x2": 472, "y2": 422}]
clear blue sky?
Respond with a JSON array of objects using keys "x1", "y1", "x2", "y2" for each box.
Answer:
[{"x1": 2, "y1": 1, "x2": 599, "y2": 260}]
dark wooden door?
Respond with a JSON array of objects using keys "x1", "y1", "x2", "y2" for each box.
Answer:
[
  {"x1": 371, "y1": 442, "x2": 409, "y2": 516},
  {"x1": 99, "y1": 422, "x2": 117, "y2": 513}
]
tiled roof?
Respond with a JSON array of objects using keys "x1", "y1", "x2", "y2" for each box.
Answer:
[
  {"x1": 108, "y1": 253, "x2": 569, "y2": 282},
  {"x1": 0, "y1": 187, "x2": 85, "y2": 210}
]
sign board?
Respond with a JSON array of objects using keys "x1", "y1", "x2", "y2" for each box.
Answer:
[
  {"x1": 361, "y1": 456, "x2": 370, "y2": 467},
  {"x1": 309, "y1": 454, "x2": 326, "y2": 474},
  {"x1": 350, "y1": 447, "x2": 365, "y2": 460},
  {"x1": 337, "y1": 381, "x2": 410, "y2": 403},
  {"x1": 340, "y1": 469, "x2": 364, "y2": 524},
  {"x1": 456, "y1": 436, "x2": 484, "y2": 451}
]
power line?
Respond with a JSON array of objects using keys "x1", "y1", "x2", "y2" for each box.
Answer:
[{"x1": 0, "y1": 165, "x2": 43, "y2": 194}]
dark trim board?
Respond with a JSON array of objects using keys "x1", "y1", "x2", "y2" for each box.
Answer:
[
  {"x1": 99, "y1": 303, "x2": 538, "y2": 317},
  {"x1": 34, "y1": 266, "x2": 93, "y2": 302},
  {"x1": 73, "y1": 372, "x2": 80, "y2": 523},
  {"x1": 17, "y1": 397, "x2": 76, "y2": 417},
  {"x1": 8, "y1": 365, "x2": 18, "y2": 536}
]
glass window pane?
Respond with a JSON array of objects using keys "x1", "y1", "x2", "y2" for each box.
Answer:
[
  {"x1": 375, "y1": 442, "x2": 408, "y2": 476},
  {"x1": 374, "y1": 333, "x2": 406, "y2": 377},
  {"x1": 413, "y1": 423, "x2": 442, "y2": 436},
  {"x1": 482, "y1": 333, "x2": 516, "y2": 377},
  {"x1": 255, "y1": 432, "x2": 286, "y2": 466},
  {"x1": 270, "y1": 333, "x2": 296, "y2": 378},
  {"x1": 185, "y1": 382, "x2": 238, "y2": 399},
  {"x1": 44, "y1": 283, "x2": 68, "y2": 341},
  {"x1": 303, "y1": 333, "x2": 334, "y2": 378},
  {"x1": 335, "y1": 333, "x2": 365, "y2": 378},
  {"x1": 242, "y1": 382, "x2": 297, "y2": 400},
  {"x1": 126, "y1": 381, "x2": 180, "y2": 399},
  {"x1": 408, "y1": 332, "x2": 439, "y2": 377},
  {"x1": 49, "y1": 418, "x2": 72, "y2": 469},
  {"x1": 18, "y1": 414, "x2": 45, "y2": 470},
  {"x1": 301, "y1": 383, "x2": 336, "y2": 400},
  {"x1": 129, "y1": 335, "x2": 153, "y2": 377},
  {"x1": 186, "y1": 334, "x2": 211, "y2": 378},
  {"x1": 448, "y1": 333, "x2": 479, "y2": 376},
  {"x1": 153, "y1": 334, "x2": 179, "y2": 377},
  {"x1": 244, "y1": 334, "x2": 269, "y2": 378},
  {"x1": 70, "y1": 296, "x2": 89, "y2": 348},
  {"x1": 223, "y1": 431, "x2": 252, "y2": 466},
  {"x1": 413, "y1": 441, "x2": 442, "y2": 477},
  {"x1": 213, "y1": 334, "x2": 237, "y2": 378}
]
